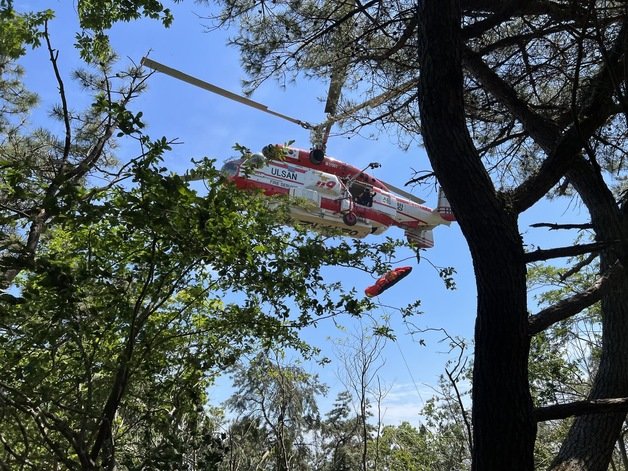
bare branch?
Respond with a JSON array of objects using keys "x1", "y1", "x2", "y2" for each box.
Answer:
[
  {"x1": 445, "y1": 366, "x2": 473, "y2": 452},
  {"x1": 536, "y1": 397, "x2": 628, "y2": 422},
  {"x1": 530, "y1": 222, "x2": 594, "y2": 230},
  {"x1": 559, "y1": 252, "x2": 598, "y2": 281},
  {"x1": 523, "y1": 241, "x2": 609, "y2": 263},
  {"x1": 44, "y1": 20, "x2": 72, "y2": 165}
]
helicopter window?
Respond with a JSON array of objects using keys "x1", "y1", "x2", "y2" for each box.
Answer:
[
  {"x1": 239, "y1": 153, "x2": 267, "y2": 175},
  {"x1": 350, "y1": 183, "x2": 376, "y2": 207},
  {"x1": 247, "y1": 153, "x2": 267, "y2": 168},
  {"x1": 221, "y1": 160, "x2": 240, "y2": 177}
]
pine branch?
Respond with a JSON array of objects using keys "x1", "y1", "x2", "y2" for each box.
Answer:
[
  {"x1": 536, "y1": 397, "x2": 628, "y2": 422},
  {"x1": 462, "y1": 0, "x2": 531, "y2": 39},
  {"x1": 528, "y1": 262, "x2": 623, "y2": 335},
  {"x1": 463, "y1": 1, "x2": 605, "y2": 39},
  {"x1": 462, "y1": 20, "x2": 628, "y2": 214},
  {"x1": 530, "y1": 222, "x2": 594, "y2": 230},
  {"x1": 523, "y1": 241, "x2": 609, "y2": 263}
]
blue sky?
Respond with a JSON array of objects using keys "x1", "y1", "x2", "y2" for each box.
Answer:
[{"x1": 18, "y1": 1, "x2": 586, "y2": 425}]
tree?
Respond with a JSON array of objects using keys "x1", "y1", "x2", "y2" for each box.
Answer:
[
  {"x1": 221, "y1": 415, "x2": 270, "y2": 470},
  {"x1": 0, "y1": 5, "x2": 398, "y2": 468},
  {"x1": 374, "y1": 421, "x2": 431, "y2": 471},
  {"x1": 319, "y1": 390, "x2": 363, "y2": 471},
  {"x1": 223, "y1": 352, "x2": 326, "y2": 471},
  {"x1": 8, "y1": 1, "x2": 628, "y2": 468},
  {"x1": 333, "y1": 317, "x2": 389, "y2": 471},
  {"x1": 202, "y1": 0, "x2": 628, "y2": 469},
  {"x1": 418, "y1": 2, "x2": 628, "y2": 469}
]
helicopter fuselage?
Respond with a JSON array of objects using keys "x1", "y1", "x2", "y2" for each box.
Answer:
[{"x1": 222, "y1": 146, "x2": 454, "y2": 248}]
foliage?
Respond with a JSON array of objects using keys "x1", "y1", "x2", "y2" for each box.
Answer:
[
  {"x1": 420, "y1": 371, "x2": 471, "y2": 470},
  {"x1": 527, "y1": 255, "x2": 604, "y2": 467},
  {"x1": 184, "y1": 0, "x2": 628, "y2": 467},
  {"x1": 319, "y1": 390, "x2": 363, "y2": 471},
  {"x1": 0, "y1": 5, "x2": 408, "y2": 468},
  {"x1": 0, "y1": 51, "x2": 151, "y2": 291},
  {"x1": 223, "y1": 353, "x2": 326, "y2": 471},
  {"x1": 373, "y1": 422, "x2": 431, "y2": 471},
  {"x1": 201, "y1": 0, "x2": 420, "y2": 141},
  {"x1": 6, "y1": 0, "x2": 181, "y2": 62},
  {"x1": 76, "y1": 0, "x2": 182, "y2": 61},
  {"x1": 0, "y1": 61, "x2": 38, "y2": 134},
  {"x1": 0, "y1": 121, "x2": 399, "y2": 467},
  {"x1": 0, "y1": 6, "x2": 54, "y2": 60},
  {"x1": 10, "y1": 0, "x2": 628, "y2": 469}
]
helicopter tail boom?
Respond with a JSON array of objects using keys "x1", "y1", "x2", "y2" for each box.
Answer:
[{"x1": 435, "y1": 187, "x2": 455, "y2": 222}]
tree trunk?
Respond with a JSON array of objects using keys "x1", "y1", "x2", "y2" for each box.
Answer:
[
  {"x1": 461, "y1": 13, "x2": 628, "y2": 469},
  {"x1": 418, "y1": 1, "x2": 536, "y2": 469},
  {"x1": 549, "y1": 158, "x2": 628, "y2": 471},
  {"x1": 617, "y1": 428, "x2": 628, "y2": 470}
]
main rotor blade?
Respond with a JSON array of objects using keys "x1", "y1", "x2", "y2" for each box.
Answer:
[
  {"x1": 319, "y1": 62, "x2": 349, "y2": 150},
  {"x1": 381, "y1": 181, "x2": 426, "y2": 204},
  {"x1": 320, "y1": 78, "x2": 417, "y2": 130},
  {"x1": 141, "y1": 57, "x2": 314, "y2": 129},
  {"x1": 324, "y1": 63, "x2": 348, "y2": 115}
]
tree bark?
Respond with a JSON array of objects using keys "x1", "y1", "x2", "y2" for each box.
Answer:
[
  {"x1": 461, "y1": 14, "x2": 628, "y2": 469},
  {"x1": 418, "y1": 1, "x2": 536, "y2": 469},
  {"x1": 548, "y1": 157, "x2": 628, "y2": 471}
]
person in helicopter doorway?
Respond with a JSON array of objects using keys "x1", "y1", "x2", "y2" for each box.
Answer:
[{"x1": 356, "y1": 187, "x2": 376, "y2": 207}]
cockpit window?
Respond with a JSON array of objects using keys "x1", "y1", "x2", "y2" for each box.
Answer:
[
  {"x1": 221, "y1": 160, "x2": 240, "y2": 177},
  {"x1": 239, "y1": 153, "x2": 267, "y2": 176},
  {"x1": 247, "y1": 153, "x2": 267, "y2": 168}
]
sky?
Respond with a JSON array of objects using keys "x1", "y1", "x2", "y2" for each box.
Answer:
[{"x1": 17, "y1": 1, "x2": 587, "y2": 426}]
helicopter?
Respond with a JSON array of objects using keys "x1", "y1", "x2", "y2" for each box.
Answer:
[{"x1": 140, "y1": 57, "x2": 454, "y2": 250}]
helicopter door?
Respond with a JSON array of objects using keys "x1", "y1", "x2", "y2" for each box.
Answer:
[
  {"x1": 349, "y1": 182, "x2": 397, "y2": 216},
  {"x1": 349, "y1": 182, "x2": 375, "y2": 207}
]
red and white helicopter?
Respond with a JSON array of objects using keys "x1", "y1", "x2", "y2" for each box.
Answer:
[
  {"x1": 222, "y1": 145, "x2": 453, "y2": 249},
  {"x1": 141, "y1": 58, "x2": 455, "y2": 250}
]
